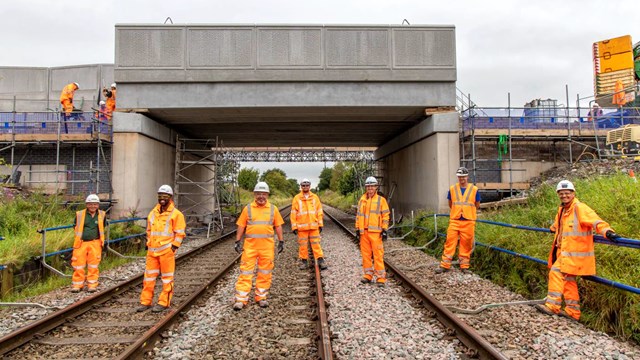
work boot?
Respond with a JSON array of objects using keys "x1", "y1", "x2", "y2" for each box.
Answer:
[
  {"x1": 233, "y1": 302, "x2": 244, "y2": 311},
  {"x1": 376, "y1": 282, "x2": 386, "y2": 288},
  {"x1": 434, "y1": 267, "x2": 449, "y2": 274},
  {"x1": 298, "y1": 259, "x2": 308, "y2": 270},
  {"x1": 258, "y1": 300, "x2": 269, "y2": 308},
  {"x1": 87, "y1": 287, "x2": 97, "y2": 293},
  {"x1": 460, "y1": 268, "x2": 472, "y2": 275},
  {"x1": 136, "y1": 304, "x2": 152, "y2": 312},
  {"x1": 152, "y1": 304, "x2": 169, "y2": 313},
  {"x1": 317, "y1": 257, "x2": 328, "y2": 270},
  {"x1": 534, "y1": 304, "x2": 557, "y2": 317},
  {"x1": 70, "y1": 288, "x2": 81, "y2": 293},
  {"x1": 360, "y1": 278, "x2": 372, "y2": 284}
]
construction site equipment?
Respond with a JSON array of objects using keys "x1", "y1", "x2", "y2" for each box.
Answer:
[
  {"x1": 606, "y1": 124, "x2": 640, "y2": 155},
  {"x1": 593, "y1": 35, "x2": 637, "y2": 106}
]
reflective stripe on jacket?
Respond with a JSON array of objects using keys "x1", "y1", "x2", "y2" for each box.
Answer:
[
  {"x1": 237, "y1": 201, "x2": 284, "y2": 240},
  {"x1": 548, "y1": 198, "x2": 612, "y2": 275},
  {"x1": 60, "y1": 83, "x2": 77, "y2": 104},
  {"x1": 146, "y1": 202, "x2": 186, "y2": 254},
  {"x1": 290, "y1": 192, "x2": 323, "y2": 231},
  {"x1": 355, "y1": 193, "x2": 390, "y2": 233},
  {"x1": 73, "y1": 209, "x2": 106, "y2": 249},
  {"x1": 449, "y1": 183, "x2": 478, "y2": 220}
]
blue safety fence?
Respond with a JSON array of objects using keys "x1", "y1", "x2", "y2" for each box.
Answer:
[
  {"x1": 0, "y1": 111, "x2": 112, "y2": 138},
  {"x1": 428, "y1": 214, "x2": 640, "y2": 295}
]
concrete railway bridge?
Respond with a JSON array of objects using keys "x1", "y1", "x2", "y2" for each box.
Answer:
[{"x1": 1, "y1": 24, "x2": 460, "y2": 218}]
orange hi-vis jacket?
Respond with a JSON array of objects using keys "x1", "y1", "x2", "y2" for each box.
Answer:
[
  {"x1": 548, "y1": 198, "x2": 612, "y2": 276},
  {"x1": 238, "y1": 201, "x2": 282, "y2": 241},
  {"x1": 146, "y1": 202, "x2": 186, "y2": 255},
  {"x1": 60, "y1": 83, "x2": 77, "y2": 105},
  {"x1": 106, "y1": 89, "x2": 116, "y2": 114},
  {"x1": 355, "y1": 193, "x2": 390, "y2": 233},
  {"x1": 449, "y1": 183, "x2": 478, "y2": 220},
  {"x1": 291, "y1": 192, "x2": 323, "y2": 231},
  {"x1": 73, "y1": 209, "x2": 106, "y2": 248}
]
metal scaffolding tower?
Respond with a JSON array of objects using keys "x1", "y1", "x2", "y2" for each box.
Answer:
[{"x1": 174, "y1": 137, "x2": 240, "y2": 234}]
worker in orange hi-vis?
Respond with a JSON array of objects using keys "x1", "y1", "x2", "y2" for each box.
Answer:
[
  {"x1": 60, "y1": 82, "x2": 79, "y2": 117},
  {"x1": 535, "y1": 180, "x2": 621, "y2": 321},
  {"x1": 103, "y1": 83, "x2": 116, "y2": 119},
  {"x1": 436, "y1": 167, "x2": 480, "y2": 275},
  {"x1": 137, "y1": 185, "x2": 186, "y2": 313},
  {"x1": 355, "y1": 176, "x2": 390, "y2": 287},
  {"x1": 70, "y1": 194, "x2": 107, "y2": 293},
  {"x1": 233, "y1": 182, "x2": 285, "y2": 310},
  {"x1": 291, "y1": 178, "x2": 327, "y2": 270},
  {"x1": 612, "y1": 80, "x2": 627, "y2": 107}
]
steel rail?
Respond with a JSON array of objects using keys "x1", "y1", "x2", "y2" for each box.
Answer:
[
  {"x1": 324, "y1": 208, "x2": 508, "y2": 360},
  {"x1": 311, "y1": 255, "x2": 334, "y2": 359}
]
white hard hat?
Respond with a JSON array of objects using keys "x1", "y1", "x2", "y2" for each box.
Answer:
[
  {"x1": 158, "y1": 184, "x2": 173, "y2": 195},
  {"x1": 85, "y1": 194, "x2": 100, "y2": 203},
  {"x1": 556, "y1": 180, "x2": 575, "y2": 192},
  {"x1": 110, "y1": 83, "x2": 117, "y2": 88},
  {"x1": 365, "y1": 176, "x2": 378, "y2": 186},
  {"x1": 593, "y1": 102, "x2": 599, "y2": 107},
  {"x1": 300, "y1": 178, "x2": 311, "y2": 185},
  {"x1": 73, "y1": 82, "x2": 80, "y2": 88},
  {"x1": 254, "y1": 181, "x2": 270, "y2": 193},
  {"x1": 99, "y1": 100, "x2": 106, "y2": 105},
  {"x1": 456, "y1": 167, "x2": 469, "y2": 177}
]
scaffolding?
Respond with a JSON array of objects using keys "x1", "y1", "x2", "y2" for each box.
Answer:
[
  {"x1": 174, "y1": 137, "x2": 241, "y2": 235},
  {"x1": 0, "y1": 109, "x2": 113, "y2": 199},
  {"x1": 458, "y1": 87, "x2": 640, "y2": 199}
]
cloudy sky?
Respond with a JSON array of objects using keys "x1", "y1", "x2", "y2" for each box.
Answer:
[{"x1": 2, "y1": 0, "x2": 638, "y2": 185}]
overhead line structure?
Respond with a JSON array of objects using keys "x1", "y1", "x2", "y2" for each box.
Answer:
[{"x1": 217, "y1": 148, "x2": 375, "y2": 162}]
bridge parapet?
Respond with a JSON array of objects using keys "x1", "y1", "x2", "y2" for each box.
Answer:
[{"x1": 115, "y1": 24, "x2": 456, "y2": 83}]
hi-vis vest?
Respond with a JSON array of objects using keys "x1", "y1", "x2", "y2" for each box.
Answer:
[
  {"x1": 73, "y1": 209, "x2": 106, "y2": 249},
  {"x1": 146, "y1": 202, "x2": 186, "y2": 254},
  {"x1": 291, "y1": 192, "x2": 323, "y2": 231},
  {"x1": 548, "y1": 198, "x2": 611, "y2": 276},
  {"x1": 244, "y1": 202, "x2": 277, "y2": 242},
  {"x1": 355, "y1": 193, "x2": 390, "y2": 233},
  {"x1": 449, "y1": 183, "x2": 478, "y2": 220}
]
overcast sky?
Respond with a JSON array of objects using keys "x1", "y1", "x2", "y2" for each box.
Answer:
[{"x1": 2, "y1": 0, "x2": 639, "y2": 185}]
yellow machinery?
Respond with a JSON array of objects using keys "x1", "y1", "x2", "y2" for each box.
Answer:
[{"x1": 606, "y1": 124, "x2": 640, "y2": 155}]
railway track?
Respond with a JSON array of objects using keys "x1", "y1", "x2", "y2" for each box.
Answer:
[{"x1": 0, "y1": 206, "x2": 335, "y2": 359}]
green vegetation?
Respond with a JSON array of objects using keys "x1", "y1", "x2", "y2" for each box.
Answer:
[
  {"x1": 402, "y1": 173, "x2": 640, "y2": 343},
  {"x1": 0, "y1": 192, "x2": 144, "y2": 268},
  {"x1": 319, "y1": 189, "x2": 359, "y2": 213},
  {"x1": 238, "y1": 167, "x2": 260, "y2": 191},
  {"x1": 238, "y1": 188, "x2": 292, "y2": 208}
]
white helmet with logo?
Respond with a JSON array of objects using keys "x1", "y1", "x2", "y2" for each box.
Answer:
[
  {"x1": 85, "y1": 194, "x2": 100, "y2": 203},
  {"x1": 556, "y1": 180, "x2": 575, "y2": 192},
  {"x1": 365, "y1": 176, "x2": 378, "y2": 186},
  {"x1": 254, "y1": 181, "x2": 270, "y2": 193},
  {"x1": 300, "y1": 178, "x2": 311, "y2": 185},
  {"x1": 158, "y1": 184, "x2": 173, "y2": 195},
  {"x1": 456, "y1": 167, "x2": 469, "y2": 177},
  {"x1": 73, "y1": 82, "x2": 80, "y2": 88},
  {"x1": 110, "y1": 83, "x2": 117, "y2": 88}
]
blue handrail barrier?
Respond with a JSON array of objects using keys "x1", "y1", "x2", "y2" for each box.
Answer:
[
  {"x1": 37, "y1": 217, "x2": 146, "y2": 278},
  {"x1": 408, "y1": 213, "x2": 640, "y2": 295}
]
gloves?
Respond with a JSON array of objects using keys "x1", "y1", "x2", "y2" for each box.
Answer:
[
  {"x1": 606, "y1": 230, "x2": 621, "y2": 241},
  {"x1": 144, "y1": 244, "x2": 148, "y2": 251},
  {"x1": 277, "y1": 241, "x2": 284, "y2": 254},
  {"x1": 234, "y1": 241, "x2": 243, "y2": 253},
  {"x1": 292, "y1": 229, "x2": 298, "y2": 236},
  {"x1": 355, "y1": 229, "x2": 360, "y2": 239},
  {"x1": 381, "y1": 230, "x2": 388, "y2": 241},
  {"x1": 171, "y1": 245, "x2": 178, "y2": 253},
  {"x1": 319, "y1": 227, "x2": 323, "y2": 234}
]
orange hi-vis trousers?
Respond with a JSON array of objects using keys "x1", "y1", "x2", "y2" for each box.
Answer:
[
  {"x1": 441, "y1": 219, "x2": 475, "y2": 269},
  {"x1": 235, "y1": 238, "x2": 275, "y2": 304},
  {"x1": 360, "y1": 230, "x2": 386, "y2": 283},
  {"x1": 297, "y1": 229, "x2": 324, "y2": 260},
  {"x1": 140, "y1": 250, "x2": 175, "y2": 307},
  {"x1": 545, "y1": 248, "x2": 581, "y2": 320},
  {"x1": 71, "y1": 240, "x2": 102, "y2": 290}
]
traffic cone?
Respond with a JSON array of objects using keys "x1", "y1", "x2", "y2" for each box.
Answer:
[{"x1": 630, "y1": 169, "x2": 637, "y2": 183}]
